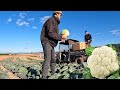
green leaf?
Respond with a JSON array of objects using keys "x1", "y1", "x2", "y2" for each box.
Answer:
[
  {"x1": 85, "y1": 46, "x2": 95, "y2": 56},
  {"x1": 107, "y1": 44, "x2": 117, "y2": 52},
  {"x1": 48, "y1": 73, "x2": 61, "y2": 79},
  {"x1": 35, "y1": 76, "x2": 40, "y2": 79},
  {"x1": 62, "y1": 73, "x2": 70, "y2": 79},
  {"x1": 82, "y1": 67, "x2": 95, "y2": 79},
  {"x1": 60, "y1": 66, "x2": 68, "y2": 73},
  {"x1": 107, "y1": 70, "x2": 119, "y2": 79},
  {"x1": 117, "y1": 56, "x2": 120, "y2": 65}
]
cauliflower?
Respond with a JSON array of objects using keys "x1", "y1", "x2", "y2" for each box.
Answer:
[
  {"x1": 87, "y1": 46, "x2": 119, "y2": 79},
  {"x1": 61, "y1": 29, "x2": 70, "y2": 37}
]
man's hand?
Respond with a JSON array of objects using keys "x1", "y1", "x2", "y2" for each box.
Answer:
[
  {"x1": 61, "y1": 38, "x2": 66, "y2": 42},
  {"x1": 62, "y1": 34, "x2": 68, "y2": 40},
  {"x1": 60, "y1": 34, "x2": 68, "y2": 42}
]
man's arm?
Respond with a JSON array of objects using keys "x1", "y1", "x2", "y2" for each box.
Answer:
[
  {"x1": 90, "y1": 34, "x2": 92, "y2": 40},
  {"x1": 46, "y1": 20, "x2": 62, "y2": 41}
]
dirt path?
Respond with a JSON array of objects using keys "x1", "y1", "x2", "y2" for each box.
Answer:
[
  {"x1": 27, "y1": 56, "x2": 44, "y2": 60},
  {"x1": 0, "y1": 64, "x2": 20, "y2": 79},
  {"x1": 0, "y1": 56, "x2": 12, "y2": 61},
  {"x1": 11, "y1": 57, "x2": 18, "y2": 62}
]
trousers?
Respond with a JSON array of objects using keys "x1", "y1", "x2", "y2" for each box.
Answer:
[{"x1": 41, "y1": 42, "x2": 56, "y2": 79}]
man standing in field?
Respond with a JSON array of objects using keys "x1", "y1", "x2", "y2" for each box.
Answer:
[
  {"x1": 40, "y1": 11, "x2": 67, "y2": 79},
  {"x1": 84, "y1": 31, "x2": 92, "y2": 48}
]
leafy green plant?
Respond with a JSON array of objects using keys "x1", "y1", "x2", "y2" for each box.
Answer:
[
  {"x1": 106, "y1": 70, "x2": 119, "y2": 79},
  {"x1": 85, "y1": 46, "x2": 95, "y2": 56},
  {"x1": 82, "y1": 67, "x2": 96, "y2": 79},
  {"x1": 107, "y1": 44, "x2": 117, "y2": 51}
]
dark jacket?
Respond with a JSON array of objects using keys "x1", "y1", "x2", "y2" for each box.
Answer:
[
  {"x1": 84, "y1": 34, "x2": 92, "y2": 42},
  {"x1": 40, "y1": 16, "x2": 62, "y2": 47}
]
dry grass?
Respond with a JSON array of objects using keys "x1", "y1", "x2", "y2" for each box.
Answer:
[
  {"x1": 27, "y1": 56, "x2": 44, "y2": 60},
  {"x1": 0, "y1": 56, "x2": 12, "y2": 61},
  {"x1": 0, "y1": 54, "x2": 44, "y2": 61}
]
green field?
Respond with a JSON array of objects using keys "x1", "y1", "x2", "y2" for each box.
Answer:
[
  {"x1": 0, "y1": 54, "x2": 9, "y2": 55},
  {"x1": 0, "y1": 56, "x2": 120, "y2": 79}
]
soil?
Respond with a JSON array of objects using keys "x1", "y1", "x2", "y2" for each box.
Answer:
[{"x1": 0, "y1": 54, "x2": 44, "y2": 61}]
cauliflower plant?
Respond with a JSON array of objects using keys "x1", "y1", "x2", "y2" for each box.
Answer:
[
  {"x1": 87, "y1": 46, "x2": 119, "y2": 79},
  {"x1": 61, "y1": 29, "x2": 70, "y2": 37}
]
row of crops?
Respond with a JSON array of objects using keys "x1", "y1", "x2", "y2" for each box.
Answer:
[
  {"x1": 0, "y1": 68, "x2": 9, "y2": 79},
  {"x1": 0, "y1": 44, "x2": 120, "y2": 79},
  {"x1": 0, "y1": 57, "x2": 91, "y2": 79}
]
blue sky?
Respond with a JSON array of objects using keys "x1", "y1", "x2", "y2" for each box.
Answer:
[{"x1": 0, "y1": 11, "x2": 120, "y2": 53}]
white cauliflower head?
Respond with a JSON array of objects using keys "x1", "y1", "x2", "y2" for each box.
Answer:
[
  {"x1": 87, "y1": 46, "x2": 119, "y2": 79},
  {"x1": 61, "y1": 29, "x2": 70, "y2": 37}
]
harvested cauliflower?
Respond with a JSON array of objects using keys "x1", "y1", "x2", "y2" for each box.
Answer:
[
  {"x1": 87, "y1": 46, "x2": 119, "y2": 79},
  {"x1": 61, "y1": 29, "x2": 70, "y2": 37}
]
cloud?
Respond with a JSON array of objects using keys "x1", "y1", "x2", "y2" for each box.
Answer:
[
  {"x1": 16, "y1": 19, "x2": 29, "y2": 26},
  {"x1": 6, "y1": 17, "x2": 12, "y2": 24},
  {"x1": 19, "y1": 21, "x2": 29, "y2": 26},
  {"x1": 23, "y1": 41, "x2": 31, "y2": 45},
  {"x1": 26, "y1": 41, "x2": 31, "y2": 43},
  {"x1": 96, "y1": 33, "x2": 101, "y2": 35},
  {"x1": 19, "y1": 12, "x2": 27, "y2": 19},
  {"x1": 28, "y1": 18, "x2": 34, "y2": 21},
  {"x1": 16, "y1": 12, "x2": 29, "y2": 27},
  {"x1": 16, "y1": 19, "x2": 21, "y2": 24},
  {"x1": 109, "y1": 29, "x2": 120, "y2": 36},
  {"x1": 32, "y1": 26, "x2": 37, "y2": 29},
  {"x1": 40, "y1": 16, "x2": 51, "y2": 24},
  {"x1": 6, "y1": 14, "x2": 17, "y2": 24}
]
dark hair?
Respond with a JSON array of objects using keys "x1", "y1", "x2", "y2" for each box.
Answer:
[
  {"x1": 85, "y1": 31, "x2": 87, "y2": 33},
  {"x1": 53, "y1": 13, "x2": 56, "y2": 16}
]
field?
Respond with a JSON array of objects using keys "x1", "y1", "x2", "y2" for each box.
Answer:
[
  {"x1": 0, "y1": 54, "x2": 86, "y2": 79},
  {"x1": 0, "y1": 54, "x2": 45, "y2": 79},
  {"x1": 0, "y1": 52, "x2": 120, "y2": 79},
  {"x1": 0, "y1": 54, "x2": 44, "y2": 61}
]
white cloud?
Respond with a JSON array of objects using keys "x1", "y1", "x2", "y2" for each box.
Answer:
[
  {"x1": 6, "y1": 17, "x2": 12, "y2": 24},
  {"x1": 96, "y1": 33, "x2": 101, "y2": 35},
  {"x1": 19, "y1": 21, "x2": 29, "y2": 26},
  {"x1": 26, "y1": 41, "x2": 31, "y2": 43},
  {"x1": 16, "y1": 19, "x2": 21, "y2": 24},
  {"x1": 40, "y1": 16, "x2": 51, "y2": 24},
  {"x1": 109, "y1": 29, "x2": 120, "y2": 36},
  {"x1": 32, "y1": 26, "x2": 37, "y2": 29},
  {"x1": 28, "y1": 18, "x2": 34, "y2": 21},
  {"x1": 19, "y1": 12, "x2": 27, "y2": 19},
  {"x1": 16, "y1": 19, "x2": 29, "y2": 26}
]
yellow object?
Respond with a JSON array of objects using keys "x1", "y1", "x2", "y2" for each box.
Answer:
[{"x1": 61, "y1": 29, "x2": 70, "y2": 37}]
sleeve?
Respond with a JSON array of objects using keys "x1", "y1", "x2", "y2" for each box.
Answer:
[
  {"x1": 90, "y1": 34, "x2": 92, "y2": 40},
  {"x1": 46, "y1": 20, "x2": 62, "y2": 41}
]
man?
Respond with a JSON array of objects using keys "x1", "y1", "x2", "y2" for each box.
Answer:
[
  {"x1": 40, "y1": 11, "x2": 67, "y2": 79},
  {"x1": 84, "y1": 31, "x2": 92, "y2": 48}
]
